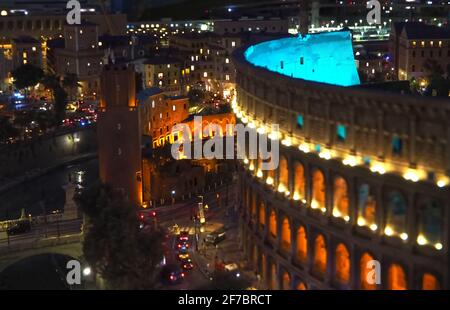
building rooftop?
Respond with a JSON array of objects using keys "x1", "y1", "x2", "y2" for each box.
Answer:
[
  {"x1": 137, "y1": 87, "x2": 164, "y2": 102},
  {"x1": 145, "y1": 55, "x2": 181, "y2": 65},
  {"x1": 244, "y1": 30, "x2": 361, "y2": 87},
  {"x1": 397, "y1": 22, "x2": 450, "y2": 40},
  {"x1": 12, "y1": 36, "x2": 40, "y2": 44}
]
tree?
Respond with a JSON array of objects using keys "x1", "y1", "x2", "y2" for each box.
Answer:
[
  {"x1": 62, "y1": 73, "x2": 82, "y2": 101},
  {"x1": 0, "y1": 116, "x2": 19, "y2": 143},
  {"x1": 76, "y1": 183, "x2": 164, "y2": 289},
  {"x1": 423, "y1": 59, "x2": 450, "y2": 97},
  {"x1": 41, "y1": 73, "x2": 61, "y2": 101},
  {"x1": 11, "y1": 64, "x2": 44, "y2": 99},
  {"x1": 53, "y1": 86, "x2": 68, "y2": 123}
]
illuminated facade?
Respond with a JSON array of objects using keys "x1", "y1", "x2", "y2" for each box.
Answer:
[
  {"x1": 234, "y1": 32, "x2": 449, "y2": 290},
  {"x1": 390, "y1": 22, "x2": 450, "y2": 82},
  {"x1": 98, "y1": 64, "x2": 143, "y2": 207}
]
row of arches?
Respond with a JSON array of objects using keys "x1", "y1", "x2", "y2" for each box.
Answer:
[
  {"x1": 243, "y1": 186, "x2": 441, "y2": 290},
  {"x1": 248, "y1": 156, "x2": 444, "y2": 248},
  {"x1": 249, "y1": 234, "x2": 441, "y2": 290}
]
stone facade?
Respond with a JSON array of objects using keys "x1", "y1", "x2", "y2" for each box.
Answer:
[{"x1": 233, "y1": 41, "x2": 450, "y2": 290}]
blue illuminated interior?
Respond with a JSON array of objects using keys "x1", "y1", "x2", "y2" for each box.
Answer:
[{"x1": 244, "y1": 31, "x2": 361, "y2": 87}]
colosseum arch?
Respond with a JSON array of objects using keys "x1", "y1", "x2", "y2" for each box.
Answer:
[
  {"x1": 333, "y1": 176, "x2": 350, "y2": 219},
  {"x1": 297, "y1": 282, "x2": 307, "y2": 290},
  {"x1": 269, "y1": 261, "x2": 278, "y2": 290},
  {"x1": 294, "y1": 162, "x2": 306, "y2": 201},
  {"x1": 278, "y1": 156, "x2": 289, "y2": 192},
  {"x1": 313, "y1": 234, "x2": 327, "y2": 276},
  {"x1": 269, "y1": 209, "x2": 277, "y2": 239},
  {"x1": 385, "y1": 190, "x2": 408, "y2": 236},
  {"x1": 250, "y1": 245, "x2": 257, "y2": 268},
  {"x1": 387, "y1": 263, "x2": 407, "y2": 290},
  {"x1": 259, "y1": 201, "x2": 266, "y2": 231},
  {"x1": 296, "y1": 226, "x2": 308, "y2": 264},
  {"x1": 251, "y1": 191, "x2": 257, "y2": 219},
  {"x1": 311, "y1": 169, "x2": 326, "y2": 210},
  {"x1": 360, "y1": 252, "x2": 377, "y2": 290},
  {"x1": 280, "y1": 217, "x2": 292, "y2": 252},
  {"x1": 282, "y1": 271, "x2": 291, "y2": 290},
  {"x1": 260, "y1": 253, "x2": 267, "y2": 281},
  {"x1": 417, "y1": 197, "x2": 443, "y2": 245},
  {"x1": 335, "y1": 243, "x2": 351, "y2": 285},
  {"x1": 357, "y1": 183, "x2": 377, "y2": 228},
  {"x1": 422, "y1": 272, "x2": 440, "y2": 290}
]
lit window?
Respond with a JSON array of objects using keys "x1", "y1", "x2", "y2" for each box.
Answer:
[
  {"x1": 151, "y1": 100, "x2": 155, "y2": 108},
  {"x1": 297, "y1": 115, "x2": 304, "y2": 129},
  {"x1": 172, "y1": 105, "x2": 176, "y2": 111},
  {"x1": 32, "y1": 47, "x2": 36, "y2": 52},
  {"x1": 203, "y1": 72, "x2": 208, "y2": 78},
  {"x1": 158, "y1": 73, "x2": 163, "y2": 79},
  {"x1": 232, "y1": 41, "x2": 236, "y2": 47},
  {"x1": 226, "y1": 74, "x2": 230, "y2": 81},
  {"x1": 167, "y1": 64, "x2": 171, "y2": 68},
  {"x1": 159, "y1": 113, "x2": 163, "y2": 119},
  {"x1": 225, "y1": 58, "x2": 229, "y2": 64},
  {"x1": 337, "y1": 125, "x2": 347, "y2": 141},
  {"x1": 79, "y1": 30, "x2": 83, "y2": 34}
]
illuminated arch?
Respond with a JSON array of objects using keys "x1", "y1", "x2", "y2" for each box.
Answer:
[
  {"x1": 269, "y1": 262, "x2": 278, "y2": 290},
  {"x1": 422, "y1": 273, "x2": 440, "y2": 290},
  {"x1": 418, "y1": 198, "x2": 442, "y2": 244},
  {"x1": 278, "y1": 156, "x2": 289, "y2": 192},
  {"x1": 269, "y1": 210, "x2": 277, "y2": 238},
  {"x1": 333, "y1": 176, "x2": 350, "y2": 219},
  {"x1": 251, "y1": 192, "x2": 257, "y2": 219},
  {"x1": 282, "y1": 272, "x2": 291, "y2": 290},
  {"x1": 313, "y1": 234, "x2": 327, "y2": 275},
  {"x1": 297, "y1": 282, "x2": 307, "y2": 290},
  {"x1": 294, "y1": 162, "x2": 306, "y2": 201},
  {"x1": 260, "y1": 253, "x2": 267, "y2": 281},
  {"x1": 357, "y1": 184, "x2": 377, "y2": 228},
  {"x1": 360, "y1": 252, "x2": 377, "y2": 290},
  {"x1": 296, "y1": 226, "x2": 308, "y2": 263},
  {"x1": 281, "y1": 217, "x2": 291, "y2": 252},
  {"x1": 335, "y1": 243, "x2": 350, "y2": 284},
  {"x1": 259, "y1": 201, "x2": 266, "y2": 230},
  {"x1": 311, "y1": 169, "x2": 326, "y2": 210},
  {"x1": 252, "y1": 245, "x2": 258, "y2": 268},
  {"x1": 385, "y1": 191, "x2": 407, "y2": 236},
  {"x1": 388, "y1": 264, "x2": 407, "y2": 290}
]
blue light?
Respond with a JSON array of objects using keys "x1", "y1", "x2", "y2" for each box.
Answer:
[
  {"x1": 297, "y1": 115, "x2": 304, "y2": 128},
  {"x1": 13, "y1": 92, "x2": 24, "y2": 99},
  {"x1": 244, "y1": 31, "x2": 361, "y2": 87},
  {"x1": 337, "y1": 124, "x2": 347, "y2": 141}
]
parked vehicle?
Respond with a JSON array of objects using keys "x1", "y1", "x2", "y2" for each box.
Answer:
[{"x1": 6, "y1": 220, "x2": 31, "y2": 236}]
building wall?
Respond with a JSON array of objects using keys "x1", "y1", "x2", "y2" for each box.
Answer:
[
  {"x1": 0, "y1": 13, "x2": 127, "y2": 40},
  {"x1": 98, "y1": 65, "x2": 143, "y2": 206},
  {"x1": 213, "y1": 19, "x2": 289, "y2": 35},
  {"x1": 233, "y1": 43, "x2": 450, "y2": 290},
  {"x1": 145, "y1": 62, "x2": 182, "y2": 95}
]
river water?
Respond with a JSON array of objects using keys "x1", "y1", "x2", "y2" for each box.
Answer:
[{"x1": 0, "y1": 158, "x2": 99, "y2": 221}]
